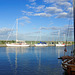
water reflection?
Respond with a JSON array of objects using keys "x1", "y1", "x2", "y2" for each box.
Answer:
[
  {"x1": 6, "y1": 47, "x2": 29, "y2": 53},
  {"x1": 34, "y1": 47, "x2": 42, "y2": 71},
  {"x1": 0, "y1": 46, "x2": 73, "y2": 75}
]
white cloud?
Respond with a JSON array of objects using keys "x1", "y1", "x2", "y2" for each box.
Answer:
[
  {"x1": 43, "y1": 0, "x2": 70, "y2": 3},
  {"x1": 24, "y1": 31, "x2": 40, "y2": 35},
  {"x1": 34, "y1": 13, "x2": 51, "y2": 17},
  {"x1": 26, "y1": 4, "x2": 45, "y2": 12},
  {"x1": 22, "y1": 11, "x2": 33, "y2": 16},
  {"x1": 21, "y1": 11, "x2": 52, "y2": 17},
  {"x1": 56, "y1": 11, "x2": 73, "y2": 18},
  {"x1": 18, "y1": 16, "x2": 31, "y2": 23},
  {"x1": 68, "y1": 7, "x2": 73, "y2": 18},
  {"x1": 40, "y1": 26, "x2": 61, "y2": 30},
  {"x1": 45, "y1": 7, "x2": 63, "y2": 14},
  {"x1": 56, "y1": 12, "x2": 68, "y2": 18},
  {"x1": 26, "y1": 4, "x2": 35, "y2": 9},
  {"x1": 57, "y1": 2, "x2": 71, "y2": 7},
  {"x1": 54, "y1": 1, "x2": 72, "y2": 11},
  {"x1": 18, "y1": 16, "x2": 30, "y2": 20},
  {"x1": 0, "y1": 28, "x2": 14, "y2": 35},
  {"x1": 35, "y1": 5, "x2": 45, "y2": 12},
  {"x1": 67, "y1": 7, "x2": 73, "y2": 11},
  {"x1": 67, "y1": 7, "x2": 73, "y2": 15},
  {"x1": 31, "y1": 2, "x2": 36, "y2": 5},
  {"x1": 29, "y1": 0, "x2": 36, "y2": 2},
  {"x1": 25, "y1": 0, "x2": 73, "y2": 19}
]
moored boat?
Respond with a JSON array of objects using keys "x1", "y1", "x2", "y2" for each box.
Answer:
[
  {"x1": 56, "y1": 43, "x2": 65, "y2": 47},
  {"x1": 34, "y1": 41, "x2": 48, "y2": 47},
  {"x1": 6, "y1": 19, "x2": 30, "y2": 47},
  {"x1": 6, "y1": 43, "x2": 30, "y2": 47}
]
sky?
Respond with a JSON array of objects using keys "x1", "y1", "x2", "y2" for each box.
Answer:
[{"x1": 0, "y1": 0, "x2": 74, "y2": 41}]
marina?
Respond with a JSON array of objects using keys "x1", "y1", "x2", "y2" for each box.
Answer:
[{"x1": 0, "y1": 0, "x2": 74, "y2": 75}]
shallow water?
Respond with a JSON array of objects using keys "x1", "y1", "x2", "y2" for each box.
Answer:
[{"x1": 0, "y1": 46, "x2": 73, "y2": 75}]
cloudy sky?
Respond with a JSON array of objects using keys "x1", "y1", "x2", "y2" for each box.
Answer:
[{"x1": 0, "y1": 0, "x2": 74, "y2": 41}]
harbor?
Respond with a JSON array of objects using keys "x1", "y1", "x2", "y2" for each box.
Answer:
[{"x1": 0, "y1": 0, "x2": 74, "y2": 75}]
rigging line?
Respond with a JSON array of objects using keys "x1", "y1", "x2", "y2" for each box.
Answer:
[
  {"x1": 73, "y1": 0, "x2": 75, "y2": 55},
  {"x1": 35, "y1": 31, "x2": 40, "y2": 44},
  {"x1": 65, "y1": 8, "x2": 73, "y2": 45},
  {"x1": 68, "y1": 2, "x2": 73, "y2": 54},
  {"x1": 64, "y1": 0, "x2": 73, "y2": 41},
  {"x1": 68, "y1": 2, "x2": 73, "y2": 41},
  {"x1": 65, "y1": 3, "x2": 73, "y2": 56},
  {"x1": 6, "y1": 23, "x2": 16, "y2": 42},
  {"x1": 65, "y1": 19, "x2": 71, "y2": 56}
]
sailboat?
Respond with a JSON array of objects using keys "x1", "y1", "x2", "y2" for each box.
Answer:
[
  {"x1": 56, "y1": 42, "x2": 65, "y2": 47},
  {"x1": 34, "y1": 41, "x2": 48, "y2": 47},
  {"x1": 58, "y1": 0, "x2": 75, "y2": 75},
  {"x1": 34, "y1": 28, "x2": 48, "y2": 47},
  {"x1": 56, "y1": 30, "x2": 65, "y2": 47},
  {"x1": 6, "y1": 19, "x2": 30, "y2": 47}
]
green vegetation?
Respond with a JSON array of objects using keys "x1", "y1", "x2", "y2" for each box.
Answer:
[
  {"x1": 0, "y1": 40, "x2": 16, "y2": 44},
  {"x1": 0, "y1": 40, "x2": 73, "y2": 45}
]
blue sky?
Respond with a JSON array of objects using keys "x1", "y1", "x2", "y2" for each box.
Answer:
[{"x1": 0, "y1": 0, "x2": 73, "y2": 41}]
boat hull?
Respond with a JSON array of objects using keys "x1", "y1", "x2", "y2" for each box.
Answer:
[
  {"x1": 62, "y1": 59, "x2": 75, "y2": 75},
  {"x1": 60, "y1": 56, "x2": 75, "y2": 75},
  {"x1": 34, "y1": 44, "x2": 48, "y2": 47},
  {"x1": 56, "y1": 44, "x2": 65, "y2": 47},
  {"x1": 6, "y1": 44, "x2": 30, "y2": 47}
]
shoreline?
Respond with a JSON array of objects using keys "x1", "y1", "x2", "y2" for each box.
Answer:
[{"x1": 0, "y1": 44, "x2": 72, "y2": 47}]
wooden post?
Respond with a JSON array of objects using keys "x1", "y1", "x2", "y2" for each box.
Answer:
[{"x1": 67, "y1": 66, "x2": 71, "y2": 75}]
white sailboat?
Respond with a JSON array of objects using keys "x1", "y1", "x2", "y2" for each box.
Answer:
[
  {"x1": 56, "y1": 30, "x2": 65, "y2": 47},
  {"x1": 34, "y1": 41, "x2": 48, "y2": 47},
  {"x1": 34, "y1": 28, "x2": 48, "y2": 47},
  {"x1": 6, "y1": 19, "x2": 30, "y2": 47},
  {"x1": 6, "y1": 42, "x2": 30, "y2": 47},
  {"x1": 56, "y1": 42, "x2": 65, "y2": 47}
]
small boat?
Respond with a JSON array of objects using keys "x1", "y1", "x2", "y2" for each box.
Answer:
[
  {"x1": 34, "y1": 41, "x2": 48, "y2": 47},
  {"x1": 56, "y1": 42, "x2": 65, "y2": 47}
]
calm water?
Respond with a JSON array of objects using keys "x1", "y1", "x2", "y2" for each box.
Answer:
[{"x1": 0, "y1": 46, "x2": 73, "y2": 75}]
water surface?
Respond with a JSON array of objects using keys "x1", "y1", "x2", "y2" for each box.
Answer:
[{"x1": 0, "y1": 46, "x2": 73, "y2": 75}]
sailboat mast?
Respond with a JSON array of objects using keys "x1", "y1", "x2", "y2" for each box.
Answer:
[
  {"x1": 40, "y1": 27, "x2": 41, "y2": 41},
  {"x1": 16, "y1": 19, "x2": 18, "y2": 43},
  {"x1": 73, "y1": 0, "x2": 75, "y2": 55}
]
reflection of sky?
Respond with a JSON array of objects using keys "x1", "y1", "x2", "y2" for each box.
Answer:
[{"x1": 0, "y1": 46, "x2": 73, "y2": 75}]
